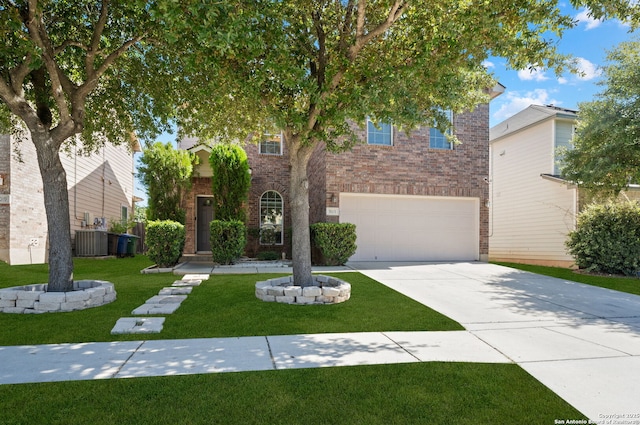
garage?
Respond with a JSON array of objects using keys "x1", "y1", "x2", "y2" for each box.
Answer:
[{"x1": 339, "y1": 193, "x2": 479, "y2": 262}]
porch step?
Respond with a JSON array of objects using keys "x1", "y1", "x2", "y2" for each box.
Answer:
[{"x1": 179, "y1": 254, "x2": 212, "y2": 263}]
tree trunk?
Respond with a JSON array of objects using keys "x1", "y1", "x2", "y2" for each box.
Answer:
[
  {"x1": 287, "y1": 134, "x2": 315, "y2": 287},
  {"x1": 32, "y1": 131, "x2": 74, "y2": 292}
]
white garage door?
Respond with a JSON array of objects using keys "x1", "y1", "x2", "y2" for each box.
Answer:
[{"x1": 340, "y1": 193, "x2": 479, "y2": 261}]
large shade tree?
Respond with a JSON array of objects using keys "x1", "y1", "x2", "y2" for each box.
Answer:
[
  {"x1": 161, "y1": 0, "x2": 639, "y2": 287},
  {"x1": 0, "y1": 0, "x2": 229, "y2": 291},
  {"x1": 561, "y1": 39, "x2": 640, "y2": 196},
  {"x1": 1, "y1": 1, "x2": 638, "y2": 293}
]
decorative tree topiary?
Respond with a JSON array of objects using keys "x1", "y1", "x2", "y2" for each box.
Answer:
[
  {"x1": 138, "y1": 142, "x2": 198, "y2": 225},
  {"x1": 209, "y1": 144, "x2": 251, "y2": 222}
]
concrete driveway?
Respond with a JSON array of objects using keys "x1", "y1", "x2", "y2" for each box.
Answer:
[{"x1": 350, "y1": 261, "x2": 640, "y2": 421}]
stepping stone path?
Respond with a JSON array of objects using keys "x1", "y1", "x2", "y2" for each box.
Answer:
[{"x1": 110, "y1": 274, "x2": 209, "y2": 335}]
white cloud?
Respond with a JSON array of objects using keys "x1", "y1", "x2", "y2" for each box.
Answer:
[
  {"x1": 575, "y1": 57, "x2": 601, "y2": 81},
  {"x1": 558, "y1": 77, "x2": 568, "y2": 84},
  {"x1": 483, "y1": 60, "x2": 495, "y2": 69},
  {"x1": 517, "y1": 67, "x2": 548, "y2": 82},
  {"x1": 492, "y1": 89, "x2": 561, "y2": 123},
  {"x1": 575, "y1": 9, "x2": 604, "y2": 30}
]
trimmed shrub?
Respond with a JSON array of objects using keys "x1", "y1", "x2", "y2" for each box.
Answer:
[
  {"x1": 566, "y1": 201, "x2": 640, "y2": 276},
  {"x1": 257, "y1": 251, "x2": 280, "y2": 261},
  {"x1": 210, "y1": 220, "x2": 247, "y2": 265},
  {"x1": 146, "y1": 220, "x2": 186, "y2": 268},
  {"x1": 310, "y1": 222, "x2": 357, "y2": 266}
]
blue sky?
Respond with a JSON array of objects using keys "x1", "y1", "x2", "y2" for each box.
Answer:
[{"x1": 487, "y1": 5, "x2": 638, "y2": 127}]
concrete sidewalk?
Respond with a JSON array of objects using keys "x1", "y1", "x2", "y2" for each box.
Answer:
[
  {"x1": 352, "y1": 262, "x2": 640, "y2": 421},
  {"x1": 2, "y1": 261, "x2": 640, "y2": 421},
  {"x1": 0, "y1": 331, "x2": 509, "y2": 385}
]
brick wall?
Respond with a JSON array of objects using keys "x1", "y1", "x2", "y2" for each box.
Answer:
[
  {"x1": 181, "y1": 104, "x2": 490, "y2": 259},
  {"x1": 245, "y1": 142, "x2": 292, "y2": 257},
  {"x1": 183, "y1": 142, "x2": 295, "y2": 257},
  {"x1": 6, "y1": 135, "x2": 48, "y2": 264},
  {"x1": 0, "y1": 135, "x2": 11, "y2": 258},
  {"x1": 325, "y1": 105, "x2": 490, "y2": 257}
]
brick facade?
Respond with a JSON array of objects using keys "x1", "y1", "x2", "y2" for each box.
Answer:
[
  {"x1": 326, "y1": 105, "x2": 490, "y2": 257},
  {"x1": 183, "y1": 142, "x2": 294, "y2": 257},
  {"x1": 183, "y1": 103, "x2": 490, "y2": 260}
]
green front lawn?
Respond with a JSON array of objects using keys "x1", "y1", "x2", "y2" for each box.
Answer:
[
  {"x1": 0, "y1": 256, "x2": 589, "y2": 422},
  {"x1": 493, "y1": 262, "x2": 640, "y2": 296},
  {"x1": 0, "y1": 363, "x2": 585, "y2": 424},
  {"x1": 0, "y1": 256, "x2": 461, "y2": 346}
]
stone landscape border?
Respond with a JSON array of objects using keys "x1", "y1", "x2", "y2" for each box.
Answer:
[
  {"x1": 255, "y1": 275, "x2": 351, "y2": 305},
  {"x1": 0, "y1": 280, "x2": 116, "y2": 314}
]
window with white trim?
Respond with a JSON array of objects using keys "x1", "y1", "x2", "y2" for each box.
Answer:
[
  {"x1": 259, "y1": 134, "x2": 283, "y2": 155},
  {"x1": 121, "y1": 206, "x2": 129, "y2": 228},
  {"x1": 429, "y1": 110, "x2": 454, "y2": 150},
  {"x1": 260, "y1": 191, "x2": 283, "y2": 245},
  {"x1": 367, "y1": 120, "x2": 393, "y2": 146}
]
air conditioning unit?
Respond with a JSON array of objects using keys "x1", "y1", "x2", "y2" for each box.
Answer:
[{"x1": 75, "y1": 230, "x2": 108, "y2": 256}]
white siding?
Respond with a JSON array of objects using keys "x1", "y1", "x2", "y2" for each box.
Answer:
[
  {"x1": 489, "y1": 120, "x2": 577, "y2": 266},
  {"x1": 63, "y1": 143, "x2": 135, "y2": 237},
  {"x1": 0, "y1": 133, "x2": 135, "y2": 264}
]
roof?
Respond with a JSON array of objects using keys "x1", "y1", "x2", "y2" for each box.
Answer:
[{"x1": 490, "y1": 104, "x2": 578, "y2": 143}]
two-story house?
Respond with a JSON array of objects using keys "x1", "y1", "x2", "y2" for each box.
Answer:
[
  {"x1": 0, "y1": 133, "x2": 140, "y2": 265},
  {"x1": 489, "y1": 104, "x2": 640, "y2": 267},
  {"x1": 180, "y1": 86, "x2": 502, "y2": 263}
]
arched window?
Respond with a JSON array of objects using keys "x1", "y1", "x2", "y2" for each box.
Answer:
[{"x1": 260, "y1": 191, "x2": 283, "y2": 245}]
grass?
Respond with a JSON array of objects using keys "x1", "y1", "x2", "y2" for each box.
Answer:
[
  {"x1": 0, "y1": 256, "x2": 461, "y2": 346},
  {"x1": 0, "y1": 363, "x2": 585, "y2": 424},
  {"x1": 0, "y1": 256, "x2": 589, "y2": 422},
  {"x1": 493, "y1": 261, "x2": 640, "y2": 296}
]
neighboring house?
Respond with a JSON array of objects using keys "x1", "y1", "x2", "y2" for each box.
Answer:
[
  {"x1": 488, "y1": 104, "x2": 640, "y2": 267},
  {"x1": 0, "y1": 132, "x2": 140, "y2": 265},
  {"x1": 181, "y1": 86, "x2": 503, "y2": 262}
]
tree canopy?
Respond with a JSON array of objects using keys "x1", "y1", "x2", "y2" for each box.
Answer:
[
  {"x1": 0, "y1": 0, "x2": 194, "y2": 291},
  {"x1": 159, "y1": 0, "x2": 640, "y2": 285},
  {"x1": 561, "y1": 39, "x2": 640, "y2": 196},
  {"x1": 2, "y1": 0, "x2": 639, "y2": 290}
]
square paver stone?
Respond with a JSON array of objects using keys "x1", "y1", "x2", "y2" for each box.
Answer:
[
  {"x1": 145, "y1": 295, "x2": 188, "y2": 304},
  {"x1": 132, "y1": 303, "x2": 182, "y2": 315},
  {"x1": 111, "y1": 317, "x2": 165, "y2": 334},
  {"x1": 182, "y1": 274, "x2": 210, "y2": 281},
  {"x1": 159, "y1": 287, "x2": 193, "y2": 295},
  {"x1": 172, "y1": 280, "x2": 202, "y2": 287}
]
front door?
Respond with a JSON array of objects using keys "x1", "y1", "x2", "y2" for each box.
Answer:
[{"x1": 196, "y1": 197, "x2": 214, "y2": 252}]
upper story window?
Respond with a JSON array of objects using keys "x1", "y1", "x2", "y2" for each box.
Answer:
[
  {"x1": 429, "y1": 110, "x2": 454, "y2": 150},
  {"x1": 367, "y1": 120, "x2": 393, "y2": 146},
  {"x1": 259, "y1": 133, "x2": 283, "y2": 155}
]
